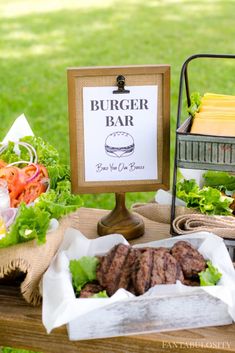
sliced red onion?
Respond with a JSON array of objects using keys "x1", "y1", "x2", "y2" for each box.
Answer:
[
  {"x1": 19, "y1": 142, "x2": 38, "y2": 164},
  {"x1": 26, "y1": 163, "x2": 40, "y2": 183},
  {"x1": 17, "y1": 142, "x2": 33, "y2": 163},
  {"x1": 2, "y1": 208, "x2": 18, "y2": 229},
  {"x1": 0, "y1": 144, "x2": 7, "y2": 155},
  {"x1": 6, "y1": 160, "x2": 31, "y2": 167}
]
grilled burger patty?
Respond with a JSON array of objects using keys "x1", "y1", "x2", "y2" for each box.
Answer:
[
  {"x1": 79, "y1": 283, "x2": 104, "y2": 298},
  {"x1": 171, "y1": 241, "x2": 206, "y2": 278},
  {"x1": 81, "y1": 241, "x2": 206, "y2": 297}
]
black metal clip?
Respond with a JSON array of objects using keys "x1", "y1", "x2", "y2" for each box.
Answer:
[{"x1": 113, "y1": 75, "x2": 130, "y2": 94}]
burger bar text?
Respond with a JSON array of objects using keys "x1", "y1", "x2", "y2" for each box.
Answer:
[
  {"x1": 90, "y1": 98, "x2": 149, "y2": 127},
  {"x1": 90, "y1": 98, "x2": 149, "y2": 111}
]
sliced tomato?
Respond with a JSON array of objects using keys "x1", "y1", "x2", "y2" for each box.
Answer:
[
  {"x1": 0, "y1": 160, "x2": 7, "y2": 168},
  {"x1": 15, "y1": 164, "x2": 48, "y2": 206},
  {"x1": 15, "y1": 180, "x2": 47, "y2": 206},
  {"x1": 0, "y1": 167, "x2": 27, "y2": 205},
  {"x1": 22, "y1": 164, "x2": 48, "y2": 182},
  {"x1": 22, "y1": 164, "x2": 37, "y2": 179},
  {"x1": 39, "y1": 164, "x2": 48, "y2": 179},
  {"x1": 0, "y1": 163, "x2": 49, "y2": 207}
]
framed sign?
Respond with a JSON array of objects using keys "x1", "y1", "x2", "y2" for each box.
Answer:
[{"x1": 67, "y1": 65, "x2": 170, "y2": 194}]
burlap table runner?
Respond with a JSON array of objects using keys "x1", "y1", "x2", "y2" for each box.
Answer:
[
  {"x1": 132, "y1": 203, "x2": 235, "y2": 239},
  {"x1": 0, "y1": 212, "x2": 79, "y2": 306}
]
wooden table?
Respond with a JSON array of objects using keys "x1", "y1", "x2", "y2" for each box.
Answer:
[{"x1": 1, "y1": 207, "x2": 235, "y2": 353}]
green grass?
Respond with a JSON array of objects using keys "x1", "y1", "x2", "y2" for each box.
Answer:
[{"x1": 1, "y1": 0, "x2": 235, "y2": 351}]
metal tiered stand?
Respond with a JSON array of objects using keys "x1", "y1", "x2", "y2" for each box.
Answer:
[{"x1": 171, "y1": 53, "x2": 235, "y2": 260}]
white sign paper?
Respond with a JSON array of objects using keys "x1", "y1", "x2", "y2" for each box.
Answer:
[{"x1": 83, "y1": 85, "x2": 158, "y2": 182}]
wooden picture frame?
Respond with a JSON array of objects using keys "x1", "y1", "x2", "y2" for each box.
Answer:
[{"x1": 67, "y1": 65, "x2": 170, "y2": 194}]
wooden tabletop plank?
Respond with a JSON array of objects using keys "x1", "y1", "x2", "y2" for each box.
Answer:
[{"x1": 0, "y1": 207, "x2": 234, "y2": 353}]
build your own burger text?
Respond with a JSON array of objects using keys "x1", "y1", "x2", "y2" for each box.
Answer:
[
  {"x1": 90, "y1": 98, "x2": 149, "y2": 126},
  {"x1": 96, "y1": 162, "x2": 144, "y2": 173}
]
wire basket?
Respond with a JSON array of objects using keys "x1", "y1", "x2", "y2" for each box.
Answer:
[{"x1": 171, "y1": 53, "x2": 235, "y2": 260}]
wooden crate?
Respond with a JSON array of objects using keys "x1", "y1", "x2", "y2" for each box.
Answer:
[{"x1": 68, "y1": 290, "x2": 232, "y2": 340}]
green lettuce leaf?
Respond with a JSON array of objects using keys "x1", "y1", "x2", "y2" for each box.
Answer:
[
  {"x1": 91, "y1": 290, "x2": 108, "y2": 298},
  {"x1": 47, "y1": 164, "x2": 70, "y2": 190},
  {"x1": 176, "y1": 179, "x2": 233, "y2": 215},
  {"x1": 0, "y1": 136, "x2": 60, "y2": 166},
  {"x1": 20, "y1": 136, "x2": 59, "y2": 165},
  {"x1": 0, "y1": 141, "x2": 21, "y2": 164},
  {"x1": 177, "y1": 179, "x2": 201, "y2": 208},
  {"x1": 35, "y1": 180, "x2": 83, "y2": 219},
  {"x1": 20, "y1": 136, "x2": 69, "y2": 188},
  {"x1": 0, "y1": 203, "x2": 50, "y2": 248},
  {"x1": 187, "y1": 92, "x2": 201, "y2": 117},
  {"x1": 199, "y1": 261, "x2": 222, "y2": 286},
  {"x1": 203, "y1": 171, "x2": 235, "y2": 192},
  {"x1": 69, "y1": 256, "x2": 100, "y2": 296}
]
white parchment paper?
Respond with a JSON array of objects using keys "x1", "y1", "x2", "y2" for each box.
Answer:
[
  {"x1": 42, "y1": 230, "x2": 235, "y2": 336},
  {"x1": 2, "y1": 114, "x2": 34, "y2": 143}
]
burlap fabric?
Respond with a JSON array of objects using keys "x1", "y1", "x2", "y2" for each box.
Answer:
[
  {"x1": 132, "y1": 203, "x2": 235, "y2": 239},
  {"x1": 0, "y1": 212, "x2": 79, "y2": 306}
]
